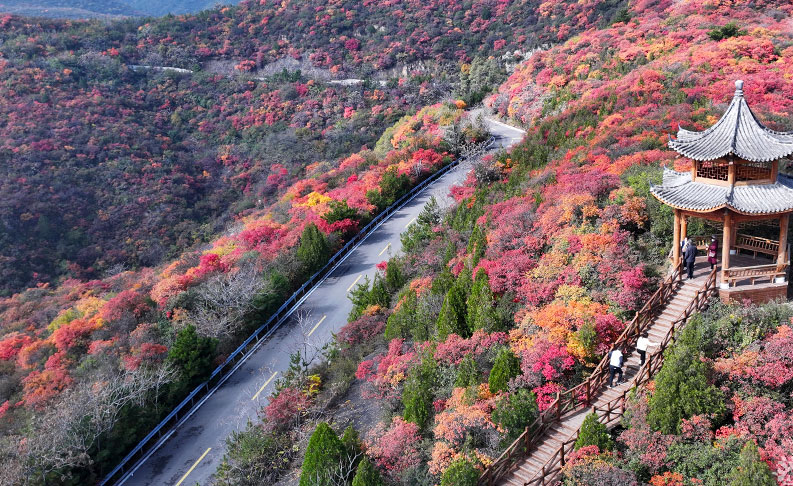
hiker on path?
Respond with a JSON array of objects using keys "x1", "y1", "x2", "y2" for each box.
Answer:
[
  {"x1": 636, "y1": 332, "x2": 657, "y2": 366},
  {"x1": 684, "y1": 238, "x2": 697, "y2": 279},
  {"x1": 608, "y1": 345, "x2": 624, "y2": 388},
  {"x1": 707, "y1": 235, "x2": 719, "y2": 270}
]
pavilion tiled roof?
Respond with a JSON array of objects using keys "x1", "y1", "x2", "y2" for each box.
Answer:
[
  {"x1": 650, "y1": 167, "x2": 793, "y2": 214},
  {"x1": 668, "y1": 80, "x2": 793, "y2": 163}
]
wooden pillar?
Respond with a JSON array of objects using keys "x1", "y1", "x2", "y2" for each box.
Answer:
[
  {"x1": 721, "y1": 210, "x2": 732, "y2": 288},
  {"x1": 673, "y1": 209, "x2": 681, "y2": 267},
  {"x1": 778, "y1": 213, "x2": 790, "y2": 272},
  {"x1": 680, "y1": 215, "x2": 688, "y2": 242}
]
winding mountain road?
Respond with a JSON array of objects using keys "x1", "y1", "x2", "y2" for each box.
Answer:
[{"x1": 122, "y1": 115, "x2": 525, "y2": 486}]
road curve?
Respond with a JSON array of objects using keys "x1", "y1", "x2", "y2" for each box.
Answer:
[{"x1": 123, "y1": 115, "x2": 525, "y2": 486}]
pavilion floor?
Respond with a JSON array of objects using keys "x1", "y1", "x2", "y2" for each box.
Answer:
[{"x1": 685, "y1": 252, "x2": 790, "y2": 302}]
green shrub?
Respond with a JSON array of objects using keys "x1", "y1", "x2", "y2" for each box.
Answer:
[
  {"x1": 488, "y1": 347, "x2": 520, "y2": 394},
  {"x1": 574, "y1": 413, "x2": 612, "y2": 451},
  {"x1": 215, "y1": 421, "x2": 294, "y2": 485},
  {"x1": 455, "y1": 353, "x2": 480, "y2": 388},
  {"x1": 491, "y1": 388, "x2": 538, "y2": 446},
  {"x1": 299, "y1": 422, "x2": 344, "y2": 486},
  {"x1": 297, "y1": 223, "x2": 330, "y2": 276},
  {"x1": 467, "y1": 269, "x2": 498, "y2": 332},
  {"x1": 351, "y1": 457, "x2": 384, "y2": 486},
  {"x1": 708, "y1": 22, "x2": 747, "y2": 41},
  {"x1": 403, "y1": 352, "x2": 437, "y2": 430},
  {"x1": 729, "y1": 441, "x2": 775, "y2": 486},
  {"x1": 436, "y1": 282, "x2": 469, "y2": 339},
  {"x1": 440, "y1": 457, "x2": 479, "y2": 486},
  {"x1": 167, "y1": 324, "x2": 217, "y2": 394},
  {"x1": 648, "y1": 323, "x2": 724, "y2": 434}
]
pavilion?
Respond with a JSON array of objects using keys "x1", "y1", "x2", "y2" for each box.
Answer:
[{"x1": 651, "y1": 80, "x2": 793, "y2": 302}]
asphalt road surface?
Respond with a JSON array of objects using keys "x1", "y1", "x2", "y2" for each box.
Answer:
[{"x1": 123, "y1": 114, "x2": 525, "y2": 486}]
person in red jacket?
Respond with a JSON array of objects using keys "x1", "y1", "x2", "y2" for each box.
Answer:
[{"x1": 707, "y1": 235, "x2": 718, "y2": 270}]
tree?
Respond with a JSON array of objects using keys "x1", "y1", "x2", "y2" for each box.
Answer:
[
  {"x1": 402, "y1": 352, "x2": 437, "y2": 430},
  {"x1": 188, "y1": 263, "x2": 271, "y2": 338},
  {"x1": 297, "y1": 223, "x2": 330, "y2": 277},
  {"x1": 491, "y1": 389, "x2": 539, "y2": 446},
  {"x1": 488, "y1": 347, "x2": 520, "y2": 394},
  {"x1": 167, "y1": 324, "x2": 217, "y2": 391},
  {"x1": 215, "y1": 422, "x2": 294, "y2": 485},
  {"x1": 322, "y1": 199, "x2": 360, "y2": 225},
  {"x1": 574, "y1": 412, "x2": 613, "y2": 451},
  {"x1": 467, "y1": 269, "x2": 498, "y2": 332},
  {"x1": 299, "y1": 422, "x2": 344, "y2": 486},
  {"x1": 384, "y1": 259, "x2": 406, "y2": 293},
  {"x1": 648, "y1": 324, "x2": 724, "y2": 434},
  {"x1": 385, "y1": 289, "x2": 417, "y2": 341},
  {"x1": 440, "y1": 457, "x2": 479, "y2": 486},
  {"x1": 729, "y1": 441, "x2": 775, "y2": 486},
  {"x1": 436, "y1": 282, "x2": 469, "y2": 339},
  {"x1": 351, "y1": 457, "x2": 384, "y2": 486},
  {"x1": 455, "y1": 353, "x2": 479, "y2": 388}
]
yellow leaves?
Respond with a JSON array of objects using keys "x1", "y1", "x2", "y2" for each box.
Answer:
[
  {"x1": 305, "y1": 375, "x2": 321, "y2": 396},
  {"x1": 296, "y1": 191, "x2": 332, "y2": 208},
  {"x1": 47, "y1": 307, "x2": 80, "y2": 332}
]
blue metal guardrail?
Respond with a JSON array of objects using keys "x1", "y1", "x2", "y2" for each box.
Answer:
[{"x1": 101, "y1": 137, "x2": 494, "y2": 485}]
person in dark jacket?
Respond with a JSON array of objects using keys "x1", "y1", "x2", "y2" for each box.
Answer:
[
  {"x1": 707, "y1": 235, "x2": 718, "y2": 270},
  {"x1": 684, "y1": 239, "x2": 697, "y2": 279}
]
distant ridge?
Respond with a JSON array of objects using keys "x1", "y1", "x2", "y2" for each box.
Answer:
[{"x1": 0, "y1": 0, "x2": 240, "y2": 18}]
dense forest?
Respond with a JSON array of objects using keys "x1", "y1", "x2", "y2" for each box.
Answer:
[{"x1": 2, "y1": 0, "x2": 793, "y2": 485}]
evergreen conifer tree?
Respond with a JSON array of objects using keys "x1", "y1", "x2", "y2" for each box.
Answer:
[
  {"x1": 455, "y1": 353, "x2": 480, "y2": 388},
  {"x1": 351, "y1": 457, "x2": 384, "y2": 486},
  {"x1": 436, "y1": 282, "x2": 469, "y2": 339},
  {"x1": 648, "y1": 323, "x2": 724, "y2": 434},
  {"x1": 574, "y1": 412, "x2": 613, "y2": 451},
  {"x1": 299, "y1": 422, "x2": 343, "y2": 486},
  {"x1": 297, "y1": 223, "x2": 330, "y2": 276},
  {"x1": 488, "y1": 347, "x2": 520, "y2": 394},
  {"x1": 467, "y1": 269, "x2": 497, "y2": 331},
  {"x1": 440, "y1": 457, "x2": 479, "y2": 486},
  {"x1": 403, "y1": 352, "x2": 437, "y2": 430},
  {"x1": 167, "y1": 324, "x2": 217, "y2": 393},
  {"x1": 729, "y1": 441, "x2": 775, "y2": 486}
]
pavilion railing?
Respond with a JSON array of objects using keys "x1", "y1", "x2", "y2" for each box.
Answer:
[
  {"x1": 688, "y1": 233, "x2": 779, "y2": 258},
  {"x1": 516, "y1": 267, "x2": 718, "y2": 486},
  {"x1": 478, "y1": 262, "x2": 685, "y2": 486},
  {"x1": 724, "y1": 263, "x2": 788, "y2": 287}
]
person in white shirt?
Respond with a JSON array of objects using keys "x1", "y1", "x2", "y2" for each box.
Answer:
[
  {"x1": 636, "y1": 332, "x2": 657, "y2": 366},
  {"x1": 607, "y1": 345, "x2": 624, "y2": 387}
]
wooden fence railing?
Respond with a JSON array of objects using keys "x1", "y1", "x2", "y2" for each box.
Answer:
[
  {"x1": 479, "y1": 262, "x2": 685, "y2": 486},
  {"x1": 516, "y1": 267, "x2": 718, "y2": 486},
  {"x1": 724, "y1": 263, "x2": 788, "y2": 286}
]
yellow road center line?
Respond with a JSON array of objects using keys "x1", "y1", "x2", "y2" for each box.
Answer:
[
  {"x1": 307, "y1": 315, "x2": 327, "y2": 337},
  {"x1": 175, "y1": 447, "x2": 211, "y2": 486},
  {"x1": 346, "y1": 274, "x2": 363, "y2": 292},
  {"x1": 405, "y1": 217, "x2": 416, "y2": 228},
  {"x1": 251, "y1": 371, "x2": 278, "y2": 401},
  {"x1": 378, "y1": 242, "x2": 391, "y2": 256}
]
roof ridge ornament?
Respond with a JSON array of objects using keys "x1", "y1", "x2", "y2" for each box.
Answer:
[{"x1": 734, "y1": 79, "x2": 744, "y2": 97}]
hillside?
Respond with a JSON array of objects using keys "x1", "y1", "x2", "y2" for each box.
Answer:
[
  {"x1": 211, "y1": 1, "x2": 793, "y2": 486},
  {"x1": 0, "y1": 0, "x2": 238, "y2": 18},
  {"x1": 2, "y1": 0, "x2": 793, "y2": 485}
]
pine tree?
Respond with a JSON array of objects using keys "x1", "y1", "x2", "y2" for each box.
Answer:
[
  {"x1": 488, "y1": 347, "x2": 520, "y2": 394},
  {"x1": 455, "y1": 353, "x2": 479, "y2": 388},
  {"x1": 351, "y1": 457, "x2": 384, "y2": 486},
  {"x1": 403, "y1": 352, "x2": 437, "y2": 430},
  {"x1": 385, "y1": 289, "x2": 417, "y2": 341},
  {"x1": 574, "y1": 412, "x2": 613, "y2": 451},
  {"x1": 648, "y1": 322, "x2": 724, "y2": 434},
  {"x1": 729, "y1": 441, "x2": 775, "y2": 486},
  {"x1": 467, "y1": 269, "x2": 497, "y2": 332},
  {"x1": 297, "y1": 223, "x2": 330, "y2": 277},
  {"x1": 167, "y1": 324, "x2": 217, "y2": 391},
  {"x1": 440, "y1": 457, "x2": 479, "y2": 486},
  {"x1": 299, "y1": 422, "x2": 343, "y2": 486},
  {"x1": 491, "y1": 389, "x2": 539, "y2": 446},
  {"x1": 436, "y1": 283, "x2": 468, "y2": 339},
  {"x1": 384, "y1": 259, "x2": 405, "y2": 293}
]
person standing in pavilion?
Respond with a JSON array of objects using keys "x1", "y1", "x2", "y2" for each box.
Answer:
[
  {"x1": 707, "y1": 235, "x2": 718, "y2": 270},
  {"x1": 684, "y1": 237, "x2": 697, "y2": 279}
]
